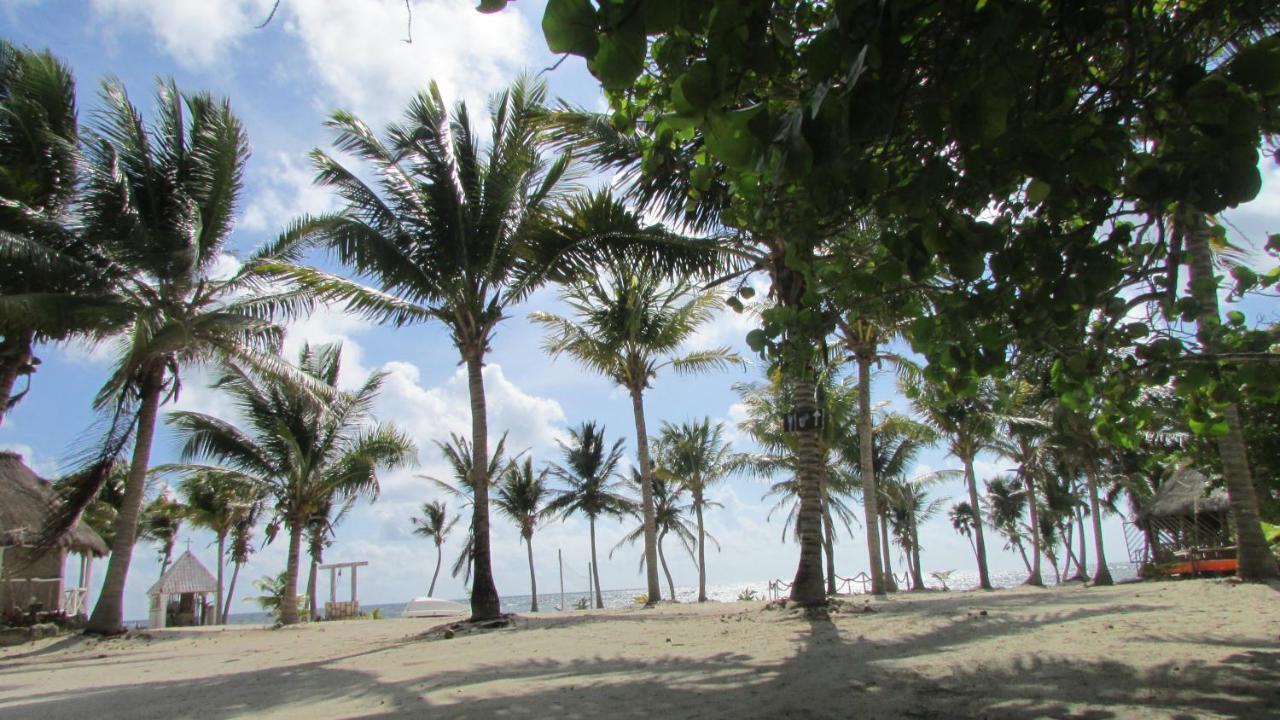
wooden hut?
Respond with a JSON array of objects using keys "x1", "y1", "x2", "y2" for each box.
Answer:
[
  {"x1": 0, "y1": 451, "x2": 109, "y2": 618},
  {"x1": 1130, "y1": 467, "x2": 1235, "y2": 575},
  {"x1": 147, "y1": 550, "x2": 217, "y2": 628}
]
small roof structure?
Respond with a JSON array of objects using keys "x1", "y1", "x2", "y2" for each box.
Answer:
[
  {"x1": 1141, "y1": 467, "x2": 1230, "y2": 519},
  {"x1": 147, "y1": 550, "x2": 217, "y2": 596},
  {"x1": 0, "y1": 451, "x2": 109, "y2": 556}
]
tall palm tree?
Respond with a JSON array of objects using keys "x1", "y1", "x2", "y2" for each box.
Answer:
[
  {"x1": 493, "y1": 456, "x2": 551, "y2": 611},
  {"x1": 655, "y1": 418, "x2": 736, "y2": 602},
  {"x1": 36, "y1": 77, "x2": 313, "y2": 636},
  {"x1": 173, "y1": 468, "x2": 262, "y2": 623},
  {"x1": 411, "y1": 500, "x2": 457, "y2": 597},
  {"x1": 531, "y1": 253, "x2": 740, "y2": 605},
  {"x1": 222, "y1": 498, "x2": 263, "y2": 623},
  {"x1": 543, "y1": 422, "x2": 634, "y2": 609},
  {"x1": 613, "y1": 470, "x2": 703, "y2": 601},
  {"x1": 303, "y1": 496, "x2": 355, "y2": 621},
  {"x1": 139, "y1": 492, "x2": 186, "y2": 574},
  {"x1": 0, "y1": 41, "x2": 125, "y2": 423},
  {"x1": 258, "y1": 77, "x2": 597, "y2": 621},
  {"x1": 990, "y1": 382, "x2": 1052, "y2": 587},
  {"x1": 881, "y1": 477, "x2": 947, "y2": 591},
  {"x1": 904, "y1": 377, "x2": 998, "y2": 590},
  {"x1": 165, "y1": 342, "x2": 416, "y2": 625},
  {"x1": 423, "y1": 432, "x2": 512, "y2": 587},
  {"x1": 950, "y1": 501, "x2": 977, "y2": 556},
  {"x1": 984, "y1": 476, "x2": 1034, "y2": 575}
]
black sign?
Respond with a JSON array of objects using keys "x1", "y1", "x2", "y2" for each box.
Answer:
[{"x1": 783, "y1": 409, "x2": 824, "y2": 433}]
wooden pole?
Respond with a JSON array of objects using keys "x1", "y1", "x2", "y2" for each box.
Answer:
[
  {"x1": 587, "y1": 562, "x2": 593, "y2": 607},
  {"x1": 559, "y1": 549, "x2": 565, "y2": 612}
]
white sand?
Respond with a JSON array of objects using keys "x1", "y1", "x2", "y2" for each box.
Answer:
[{"x1": 1, "y1": 579, "x2": 1276, "y2": 719}]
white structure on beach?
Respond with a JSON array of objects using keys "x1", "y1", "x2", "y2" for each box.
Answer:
[{"x1": 147, "y1": 550, "x2": 217, "y2": 628}]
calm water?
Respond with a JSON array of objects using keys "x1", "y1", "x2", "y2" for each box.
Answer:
[{"x1": 214, "y1": 562, "x2": 1140, "y2": 625}]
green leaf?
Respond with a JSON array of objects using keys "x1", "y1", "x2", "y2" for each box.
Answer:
[
  {"x1": 542, "y1": 0, "x2": 599, "y2": 57},
  {"x1": 1226, "y1": 310, "x2": 1246, "y2": 326},
  {"x1": 1027, "y1": 178, "x2": 1051, "y2": 204},
  {"x1": 477, "y1": 0, "x2": 509, "y2": 12},
  {"x1": 746, "y1": 329, "x2": 768, "y2": 352},
  {"x1": 672, "y1": 61, "x2": 716, "y2": 115},
  {"x1": 590, "y1": 26, "x2": 647, "y2": 90},
  {"x1": 705, "y1": 105, "x2": 764, "y2": 171},
  {"x1": 642, "y1": 0, "x2": 682, "y2": 34}
]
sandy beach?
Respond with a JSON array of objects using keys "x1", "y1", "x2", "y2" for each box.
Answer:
[{"x1": 1, "y1": 579, "x2": 1276, "y2": 719}]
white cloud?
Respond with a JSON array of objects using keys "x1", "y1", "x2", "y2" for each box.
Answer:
[
  {"x1": 241, "y1": 152, "x2": 341, "y2": 233},
  {"x1": 280, "y1": 0, "x2": 532, "y2": 126},
  {"x1": 91, "y1": 0, "x2": 271, "y2": 69}
]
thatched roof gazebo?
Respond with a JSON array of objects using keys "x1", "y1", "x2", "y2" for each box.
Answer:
[
  {"x1": 147, "y1": 550, "x2": 217, "y2": 628},
  {"x1": 1131, "y1": 467, "x2": 1235, "y2": 574},
  {"x1": 0, "y1": 451, "x2": 109, "y2": 618}
]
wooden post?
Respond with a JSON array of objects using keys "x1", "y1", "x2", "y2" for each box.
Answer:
[
  {"x1": 559, "y1": 549, "x2": 565, "y2": 612},
  {"x1": 350, "y1": 565, "x2": 357, "y2": 603},
  {"x1": 329, "y1": 567, "x2": 337, "y2": 604}
]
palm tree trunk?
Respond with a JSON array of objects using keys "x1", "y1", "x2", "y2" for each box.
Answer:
[
  {"x1": 215, "y1": 532, "x2": 226, "y2": 624},
  {"x1": 280, "y1": 520, "x2": 303, "y2": 625},
  {"x1": 1181, "y1": 209, "x2": 1279, "y2": 581},
  {"x1": 223, "y1": 560, "x2": 241, "y2": 623},
  {"x1": 526, "y1": 534, "x2": 539, "y2": 612},
  {"x1": 789, "y1": 372, "x2": 827, "y2": 606},
  {"x1": 86, "y1": 362, "x2": 165, "y2": 635},
  {"x1": 589, "y1": 517, "x2": 604, "y2": 609},
  {"x1": 909, "y1": 513, "x2": 925, "y2": 591},
  {"x1": 1025, "y1": 478, "x2": 1045, "y2": 586},
  {"x1": 429, "y1": 542, "x2": 442, "y2": 597},
  {"x1": 306, "y1": 554, "x2": 318, "y2": 621},
  {"x1": 962, "y1": 453, "x2": 993, "y2": 590},
  {"x1": 0, "y1": 329, "x2": 34, "y2": 427},
  {"x1": 855, "y1": 354, "x2": 887, "y2": 596},
  {"x1": 658, "y1": 531, "x2": 676, "y2": 602},
  {"x1": 1070, "y1": 504, "x2": 1088, "y2": 582},
  {"x1": 879, "y1": 509, "x2": 898, "y2": 592},
  {"x1": 627, "y1": 385, "x2": 663, "y2": 606},
  {"x1": 695, "y1": 500, "x2": 707, "y2": 602},
  {"x1": 1061, "y1": 521, "x2": 1078, "y2": 579},
  {"x1": 1086, "y1": 465, "x2": 1113, "y2": 585},
  {"x1": 465, "y1": 349, "x2": 504, "y2": 619}
]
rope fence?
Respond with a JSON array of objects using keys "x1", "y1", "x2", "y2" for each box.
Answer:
[{"x1": 768, "y1": 571, "x2": 912, "y2": 600}]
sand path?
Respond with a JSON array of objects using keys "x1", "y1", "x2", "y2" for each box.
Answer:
[{"x1": 1, "y1": 579, "x2": 1276, "y2": 719}]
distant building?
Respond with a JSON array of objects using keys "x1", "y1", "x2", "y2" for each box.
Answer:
[
  {"x1": 147, "y1": 550, "x2": 218, "y2": 628},
  {"x1": 0, "y1": 452, "x2": 109, "y2": 618}
]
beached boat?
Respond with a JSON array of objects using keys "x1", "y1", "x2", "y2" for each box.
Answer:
[{"x1": 402, "y1": 597, "x2": 468, "y2": 618}]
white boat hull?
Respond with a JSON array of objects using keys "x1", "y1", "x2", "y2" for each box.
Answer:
[{"x1": 402, "y1": 596, "x2": 468, "y2": 618}]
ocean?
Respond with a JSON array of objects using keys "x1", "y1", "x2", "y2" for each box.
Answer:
[{"x1": 215, "y1": 562, "x2": 1141, "y2": 625}]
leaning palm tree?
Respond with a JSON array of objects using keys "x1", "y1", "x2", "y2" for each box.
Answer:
[
  {"x1": 38, "y1": 78, "x2": 313, "y2": 636},
  {"x1": 165, "y1": 342, "x2": 416, "y2": 625},
  {"x1": 654, "y1": 418, "x2": 736, "y2": 602},
  {"x1": 881, "y1": 476, "x2": 947, "y2": 591},
  {"x1": 222, "y1": 498, "x2": 263, "y2": 623},
  {"x1": 613, "y1": 470, "x2": 704, "y2": 602},
  {"x1": 950, "y1": 501, "x2": 977, "y2": 556},
  {"x1": 256, "y1": 77, "x2": 605, "y2": 621},
  {"x1": 903, "y1": 377, "x2": 998, "y2": 590},
  {"x1": 411, "y1": 500, "x2": 457, "y2": 597},
  {"x1": 984, "y1": 476, "x2": 1034, "y2": 576},
  {"x1": 0, "y1": 41, "x2": 126, "y2": 423},
  {"x1": 493, "y1": 456, "x2": 551, "y2": 611},
  {"x1": 173, "y1": 468, "x2": 262, "y2": 623},
  {"x1": 531, "y1": 252, "x2": 740, "y2": 605},
  {"x1": 543, "y1": 422, "x2": 634, "y2": 609}
]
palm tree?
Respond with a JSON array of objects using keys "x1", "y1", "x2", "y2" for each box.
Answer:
[
  {"x1": 174, "y1": 468, "x2": 261, "y2": 623},
  {"x1": 881, "y1": 477, "x2": 947, "y2": 591},
  {"x1": 990, "y1": 382, "x2": 1052, "y2": 587},
  {"x1": 139, "y1": 492, "x2": 186, "y2": 574},
  {"x1": 531, "y1": 253, "x2": 740, "y2": 605},
  {"x1": 904, "y1": 377, "x2": 998, "y2": 590},
  {"x1": 613, "y1": 470, "x2": 703, "y2": 601},
  {"x1": 303, "y1": 496, "x2": 355, "y2": 621},
  {"x1": 493, "y1": 456, "x2": 551, "y2": 611},
  {"x1": 37, "y1": 77, "x2": 313, "y2": 636},
  {"x1": 222, "y1": 499, "x2": 263, "y2": 623},
  {"x1": 166, "y1": 342, "x2": 416, "y2": 625},
  {"x1": 543, "y1": 422, "x2": 634, "y2": 608},
  {"x1": 984, "y1": 476, "x2": 1034, "y2": 576},
  {"x1": 411, "y1": 500, "x2": 457, "y2": 597},
  {"x1": 259, "y1": 77, "x2": 592, "y2": 621},
  {"x1": 655, "y1": 418, "x2": 736, "y2": 602},
  {"x1": 0, "y1": 41, "x2": 125, "y2": 423},
  {"x1": 950, "y1": 501, "x2": 977, "y2": 556},
  {"x1": 423, "y1": 432, "x2": 511, "y2": 587}
]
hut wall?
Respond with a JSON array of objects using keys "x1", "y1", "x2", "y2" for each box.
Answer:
[{"x1": 0, "y1": 546, "x2": 66, "y2": 614}]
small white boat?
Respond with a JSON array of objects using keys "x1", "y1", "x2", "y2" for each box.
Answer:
[{"x1": 402, "y1": 596, "x2": 469, "y2": 618}]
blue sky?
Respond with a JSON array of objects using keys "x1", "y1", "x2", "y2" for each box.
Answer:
[{"x1": 2, "y1": 1, "x2": 1277, "y2": 621}]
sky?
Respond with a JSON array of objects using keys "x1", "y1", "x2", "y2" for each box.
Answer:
[{"x1": 2, "y1": 0, "x2": 1278, "y2": 622}]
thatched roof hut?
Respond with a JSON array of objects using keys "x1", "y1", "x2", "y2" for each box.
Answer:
[
  {"x1": 0, "y1": 451, "x2": 108, "y2": 556},
  {"x1": 1140, "y1": 467, "x2": 1230, "y2": 520},
  {"x1": 147, "y1": 550, "x2": 217, "y2": 628}
]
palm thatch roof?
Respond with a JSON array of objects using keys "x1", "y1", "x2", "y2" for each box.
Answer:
[
  {"x1": 0, "y1": 451, "x2": 109, "y2": 556},
  {"x1": 147, "y1": 550, "x2": 217, "y2": 596},
  {"x1": 1141, "y1": 467, "x2": 1230, "y2": 519}
]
